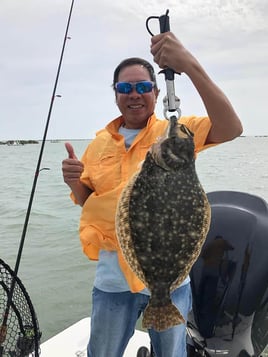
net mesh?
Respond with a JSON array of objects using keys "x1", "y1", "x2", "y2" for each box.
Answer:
[{"x1": 0, "y1": 259, "x2": 41, "y2": 357}]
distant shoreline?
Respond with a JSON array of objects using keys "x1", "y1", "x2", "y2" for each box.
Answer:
[
  {"x1": 0, "y1": 140, "x2": 39, "y2": 146},
  {"x1": 0, "y1": 136, "x2": 267, "y2": 146}
]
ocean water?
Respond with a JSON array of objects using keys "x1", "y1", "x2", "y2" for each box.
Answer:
[{"x1": 0, "y1": 137, "x2": 268, "y2": 346}]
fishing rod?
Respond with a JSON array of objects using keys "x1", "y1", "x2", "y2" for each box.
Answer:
[{"x1": 0, "y1": 0, "x2": 75, "y2": 355}]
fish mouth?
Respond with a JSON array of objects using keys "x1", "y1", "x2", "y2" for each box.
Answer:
[
  {"x1": 168, "y1": 116, "x2": 193, "y2": 139},
  {"x1": 150, "y1": 117, "x2": 194, "y2": 170},
  {"x1": 168, "y1": 115, "x2": 179, "y2": 137}
]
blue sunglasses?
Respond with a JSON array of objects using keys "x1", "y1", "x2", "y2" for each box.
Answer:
[{"x1": 115, "y1": 81, "x2": 155, "y2": 94}]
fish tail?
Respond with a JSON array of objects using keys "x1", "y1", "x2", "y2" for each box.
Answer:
[{"x1": 142, "y1": 302, "x2": 185, "y2": 332}]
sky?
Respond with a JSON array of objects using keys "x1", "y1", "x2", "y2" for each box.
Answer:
[{"x1": 0, "y1": 0, "x2": 267, "y2": 140}]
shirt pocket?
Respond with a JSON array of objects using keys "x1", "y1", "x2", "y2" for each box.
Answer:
[{"x1": 88, "y1": 154, "x2": 121, "y2": 194}]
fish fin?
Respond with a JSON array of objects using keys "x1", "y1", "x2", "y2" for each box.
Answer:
[
  {"x1": 142, "y1": 303, "x2": 185, "y2": 332},
  {"x1": 116, "y1": 172, "x2": 147, "y2": 284}
]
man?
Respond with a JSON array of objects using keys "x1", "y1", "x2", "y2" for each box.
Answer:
[{"x1": 62, "y1": 32, "x2": 242, "y2": 357}]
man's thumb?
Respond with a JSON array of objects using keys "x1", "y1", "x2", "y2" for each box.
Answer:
[{"x1": 65, "y1": 142, "x2": 78, "y2": 160}]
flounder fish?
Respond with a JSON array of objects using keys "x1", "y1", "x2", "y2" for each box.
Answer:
[{"x1": 115, "y1": 116, "x2": 211, "y2": 331}]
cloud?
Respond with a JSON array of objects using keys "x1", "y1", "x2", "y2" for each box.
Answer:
[{"x1": 0, "y1": 0, "x2": 267, "y2": 139}]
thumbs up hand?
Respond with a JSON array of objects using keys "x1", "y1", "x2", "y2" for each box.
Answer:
[
  {"x1": 62, "y1": 143, "x2": 93, "y2": 206},
  {"x1": 62, "y1": 142, "x2": 84, "y2": 184}
]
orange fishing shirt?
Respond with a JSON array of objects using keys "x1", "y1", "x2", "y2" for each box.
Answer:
[{"x1": 76, "y1": 113, "x2": 213, "y2": 292}]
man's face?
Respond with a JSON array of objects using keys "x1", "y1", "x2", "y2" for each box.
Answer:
[{"x1": 115, "y1": 64, "x2": 159, "y2": 129}]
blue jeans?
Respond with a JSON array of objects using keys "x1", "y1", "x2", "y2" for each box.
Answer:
[{"x1": 87, "y1": 283, "x2": 192, "y2": 357}]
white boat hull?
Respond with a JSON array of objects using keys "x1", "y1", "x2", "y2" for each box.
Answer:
[{"x1": 40, "y1": 317, "x2": 150, "y2": 356}]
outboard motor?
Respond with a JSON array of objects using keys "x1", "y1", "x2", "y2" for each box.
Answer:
[{"x1": 187, "y1": 191, "x2": 268, "y2": 357}]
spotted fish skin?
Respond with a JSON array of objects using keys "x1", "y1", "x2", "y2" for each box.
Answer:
[{"x1": 116, "y1": 117, "x2": 211, "y2": 331}]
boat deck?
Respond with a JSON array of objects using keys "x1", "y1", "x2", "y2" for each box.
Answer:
[{"x1": 40, "y1": 317, "x2": 150, "y2": 356}]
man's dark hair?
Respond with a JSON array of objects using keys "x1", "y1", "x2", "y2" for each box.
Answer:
[{"x1": 112, "y1": 57, "x2": 158, "y2": 90}]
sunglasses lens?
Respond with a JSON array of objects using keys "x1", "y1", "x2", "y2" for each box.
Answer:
[
  {"x1": 115, "y1": 81, "x2": 154, "y2": 94},
  {"x1": 135, "y1": 81, "x2": 153, "y2": 94},
  {"x1": 116, "y1": 82, "x2": 132, "y2": 94}
]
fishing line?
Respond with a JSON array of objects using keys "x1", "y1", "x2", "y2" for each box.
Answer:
[{"x1": 0, "y1": 0, "x2": 75, "y2": 355}]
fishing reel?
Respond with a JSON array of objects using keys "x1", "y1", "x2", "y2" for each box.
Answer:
[{"x1": 0, "y1": 259, "x2": 41, "y2": 357}]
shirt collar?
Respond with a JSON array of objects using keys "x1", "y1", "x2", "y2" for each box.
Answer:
[{"x1": 105, "y1": 113, "x2": 157, "y2": 137}]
